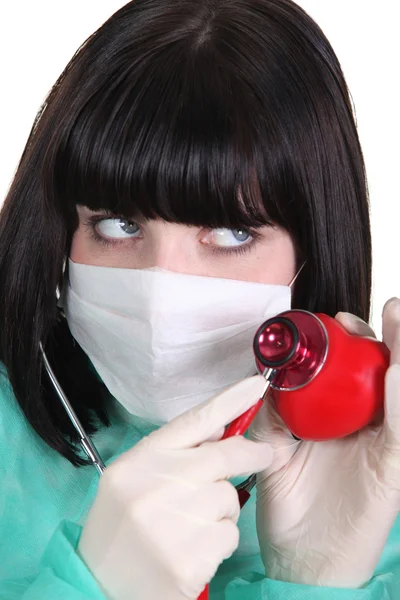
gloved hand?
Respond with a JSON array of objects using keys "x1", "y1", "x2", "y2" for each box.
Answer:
[
  {"x1": 78, "y1": 375, "x2": 273, "y2": 600},
  {"x1": 250, "y1": 297, "x2": 400, "y2": 588}
]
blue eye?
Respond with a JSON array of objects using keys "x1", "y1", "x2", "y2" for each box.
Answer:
[
  {"x1": 206, "y1": 228, "x2": 252, "y2": 247},
  {"x1": 85, "y1": 214, "x2": 261, "y2": 256},
  {"x1": 231, "y1": 229, "x2": 251, "y2": 243},
  {"x1": 96, "y1": 219, "x2": 141, "y2": 239}
]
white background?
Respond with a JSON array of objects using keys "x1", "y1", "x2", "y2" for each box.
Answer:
[{"x1": 0, "y1": 1, "x2": 398, "y2": 334}]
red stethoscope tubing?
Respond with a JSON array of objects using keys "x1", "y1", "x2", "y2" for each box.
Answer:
[{"x1": 197, "y1": 398, "x2": 266, "y2": 600}]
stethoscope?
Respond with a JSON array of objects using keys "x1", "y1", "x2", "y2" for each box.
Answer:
[
  {"x1": 40, "y1": 257, "x2": 391, "y2": 600},
  {"x1": 39, "y1": 340, "x2": 267, "y2": 497},
  {"x1": 39, "y1": 265, "x2": 304, "y2": 482},
  {"x1": 40, "y1": 264, "x2": 312, "y2": 600},
  {"x1": 40, "y1": 342, "x2": 107, "y2": 475},
  {"x1": 39, "y1": 334, "x2": 280, "y2": 600}
]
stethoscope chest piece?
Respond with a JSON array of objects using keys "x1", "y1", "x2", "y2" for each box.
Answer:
[{"x1": 253, "y1": 310, "x2": 328, "y2": 391}]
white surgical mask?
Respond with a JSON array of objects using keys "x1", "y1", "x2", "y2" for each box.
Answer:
[{"x1": 59, "y1": 260, "x2": 292, "y2": 424}]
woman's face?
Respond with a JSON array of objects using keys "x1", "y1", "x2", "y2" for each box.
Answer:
[{"x1": 70, "y1": 205, "x2": 297, "y2": 285}]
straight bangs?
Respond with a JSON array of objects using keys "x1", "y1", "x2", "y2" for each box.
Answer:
[{"x1": 48, "y1": 37, "x2": 298, "y2": 234}]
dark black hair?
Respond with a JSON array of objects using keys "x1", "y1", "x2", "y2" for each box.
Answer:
[{"x1": 0, "y1": 0, "x2": 371, "y2": 465}]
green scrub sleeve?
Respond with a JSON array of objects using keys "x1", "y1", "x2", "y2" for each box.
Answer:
[
  {"x1": 215, "y1": 553, "x2": 397, "y2": 600},
  {"x1": 1, "y1": 519, "x2": 397, "y2": 599},
  {"x1": 223, "y1": 572, "x2": 396, "y2": 599},
  {"x1": 0, "y1": 521, "x2": 106, "y2": 600}
]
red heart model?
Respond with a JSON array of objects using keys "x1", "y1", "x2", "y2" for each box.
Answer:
[{"x1": 271, "y1": 313, "x2": 390, "y2": 440}]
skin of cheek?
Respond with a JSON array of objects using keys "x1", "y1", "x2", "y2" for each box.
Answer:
[
  {"x1": 69, "y1": 210, "x2": 297, "y2": 287},
  {"x1": 202, "y1": 237, "x2": 297, "y2": 285}
]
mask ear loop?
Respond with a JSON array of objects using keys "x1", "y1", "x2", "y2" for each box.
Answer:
[
  {"x1": 56, "y1": 256, "x2": 67, "y2": 303},
  {"x1": 288, "y1": 261, "x2": 306, "y2": 289}
]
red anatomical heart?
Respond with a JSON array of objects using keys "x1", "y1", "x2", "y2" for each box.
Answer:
[{"x1": 271, "y1": 313, "x2": 390, "y2": 440}]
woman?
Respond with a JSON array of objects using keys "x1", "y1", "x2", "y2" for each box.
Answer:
[{"x1": 0, "y1": 0, "x2": 399, "y2": 598}]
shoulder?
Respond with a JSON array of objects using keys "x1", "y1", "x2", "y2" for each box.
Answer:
[
  {"x1": 0, "y1": 362, "x2": 27, "y2": 438},
  {"x1": 0, "y1": 361, "x2": 57, "y2": 471}
]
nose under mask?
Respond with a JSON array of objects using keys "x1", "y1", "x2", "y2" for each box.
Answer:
[{"x1": 59, "y1": 260, "x2": 292, "y2": 424}]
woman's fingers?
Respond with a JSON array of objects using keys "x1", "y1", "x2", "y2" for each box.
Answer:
[
  {"x1": 182, "y1": 480, "x2": 241, "y2": 524},
  {"x1": 389, "y1": 325, "x2": 400, "y2": 367},
  {"x1": 381, "y1": 364, "x2": 400, "y2": 474},
  {"x1": 376, "y1": 299, "x2": 400, "y2": 480},
  {"x1": 148, "y1": 375, "x2": 267, "y2": 450},
  {"x1": 193, "y1": 436, "x2": 274, "y2": 482},
  {"x1": 382, "y1": 297, "x2": 400, "y2": 356},
  {"x1": 335, "y1": 312, "x2": 376, "y2": 338},
  {"x1": 249, "y1": 394, "x2": 293, "y2": 445},
  {"x1": 249, "y1": 395, "x2": 300, "y2": 472}
]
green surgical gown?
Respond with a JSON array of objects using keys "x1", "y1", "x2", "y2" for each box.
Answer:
[{"x1": 0, "y1": 364, "x2": 399, "y2": 599}]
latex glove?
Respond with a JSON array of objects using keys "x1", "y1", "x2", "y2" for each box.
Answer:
[
  {"x1": 78, "y1": 375, "x2": 273, "y2": 600},
  {"x1": 249, "y1": 297, "x2": 400, "y2": 588}
]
